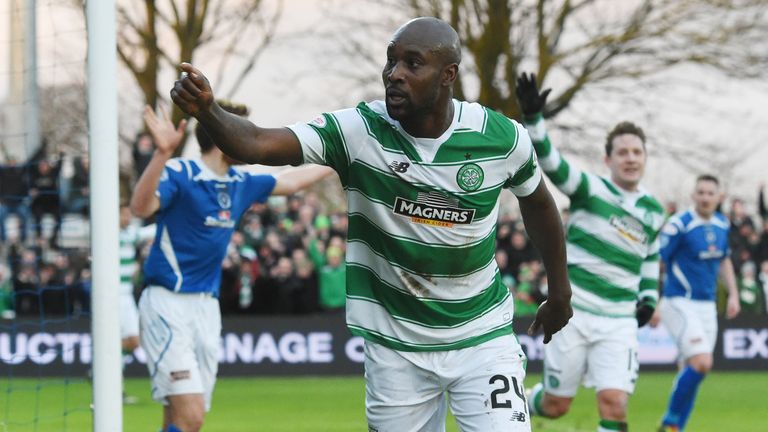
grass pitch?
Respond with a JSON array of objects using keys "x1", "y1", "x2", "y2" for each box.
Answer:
[{"x1": 1, "y1": 372, "x2": 764, "y2": 431}]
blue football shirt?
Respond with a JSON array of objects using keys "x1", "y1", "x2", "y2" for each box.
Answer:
[
  {"x1": 143, "y1": 158, "x2": 276, "y2": 295},
  {"x1": 660, "y1": 209, "x2": 730, "y2": 301}
]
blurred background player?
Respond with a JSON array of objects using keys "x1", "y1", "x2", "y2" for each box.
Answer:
[
  {"x1": 652, "y1": 174, "x2": 740, "y2": 432},
  {"x1": 118, "y1": 202, "x2": 155, "y2": 404},
  {"x1": 171, "y1": 17, "x2": 573, "y2": 432},
  {"x1": 517, "y1": 72, "x2": 665, "y2": 432},
  {"x1": 131, "y1": 103, "x2": 333, "y2": 432}
]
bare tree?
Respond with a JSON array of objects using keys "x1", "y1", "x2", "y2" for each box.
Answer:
[
  {"x1": 359, "y1": 0, "x2": 767, "y2": 120},
  {"x1": 117, "y1": 0, "x2": 283, "y2": 153},
  {"x1": 320, "y1": 0, "x2": 768, "y2": 194}
]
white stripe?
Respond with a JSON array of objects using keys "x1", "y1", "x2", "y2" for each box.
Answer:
[
  {"x1": 347, "y1": 241, "x2": 498, "y2": 300},
  {"x1": 527, "y1": 117, "x2": 547, "y2": 142},
  {"x1": 509, "y1": 168, "x2": 541, "y2": 197},
  {"x1": 567, "y1": 244, "x2": 639, "y2": 288},
  {"x1": 571, "y1": 282, "x2": 636, "y2": 316},
  {"x1": 537, "y1": 144, "x2": 561, "y2": 172},
  {"x1": 290, "y1": 122, "x2": 326, "y2": 165},
  {"x1": 559, "y1": 162, "x2": 585, "y2": 196},
  {"x1": 568, "y1": 211, "x2": 649, "y2": 256},
  {"x1": 347, "y1": 189, "x2": 498, "y2": 248},
  {"x1": 671, "y1": 261, "x2": 693, "y2": 298},
  {"x1": 641, "y1": 260, "x2": 660, "y2": 279},
  {"x1": 345, "y1": 295, "x2": 515, "y2": 346},
  {"x1": 159, "y1": 226, "x2": 183, "y2": 292}
]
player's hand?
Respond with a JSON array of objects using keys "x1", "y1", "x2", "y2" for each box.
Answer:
[
  {"x1": 515, "y1": 72, "x2": 551, "y2": 117},
  {"x1": 648, "y1": 307, "x2": 662, "y2": 328},
  {"x1": 143, "y1": 105, "x2": 187, "y2": 157},
  {"x1": 635, "y1": 300, "x2": 655, "y2": 327},
  {"x1": 528, "y1": 297, "x2": 572, "y2": 344},
  {"x1": 726, "y1": 294, "x2": 741, "y2": 319},
  {"x1": 171, "y1": 63, "x2": 214, "y2": 117}
]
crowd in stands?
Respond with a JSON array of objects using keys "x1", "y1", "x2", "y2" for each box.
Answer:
[{"x1": 2, "y1": 144, "x2": 768, "y2": 320}]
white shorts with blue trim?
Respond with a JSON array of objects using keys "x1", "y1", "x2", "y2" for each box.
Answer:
[
  {"x1": 659, "y1": 296, "x2": 717, "y2": 361},
  {"x1": 138, "y1": 286, "x2": 221, "y2": 411}
]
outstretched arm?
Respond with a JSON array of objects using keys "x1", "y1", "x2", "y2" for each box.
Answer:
[
  {"x1": 271, "y1": 165, "x2": 336, "y2": 196},
  {"x1": 130, "y1": 106, "x2": 187, "y2": 218},
  {"x1": 516, "y1": 73, "x2": 590, "y2": 200},
  {"x1": 517, "y1": 180, "x2": 573, "y2": 343},
  {"x1": 171, "y1": 63, "x2": 302, "y2": 166}
]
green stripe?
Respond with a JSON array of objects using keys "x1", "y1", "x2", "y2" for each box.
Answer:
[
  {"x1": 347, "y1": 213, "x2": 496, "y2": 276},
  {"x1": 569, "y1": 265, "x2": 638, "y2": 302},
  {"x1": 636, "y1": 195, "x2": 665, "y2": 214},
  {"x1": 547, "y1": 158, "x2": 570, "y2": 186},
  {"x1": 348, "y1": 322, "x2": 514, "y2": 352},
  {"x1": 347, "y1": 264, "x2": 507, "y2": 327},
  {"x1": 432, "y1": 108, "x2": 517, "y2": 163},
  {"x1": 308, "y1": 113, "x2": 350, "y2": 186},
  {"x1": 572, "y1": 195, "x2": 658, "y2": 240},
  {"x1": 567, "y1": 225, "x2": 643, "y2": 274},
  {"x1": 599, "y1": 177, "x2": 621, "y2": 197},
  {"x1": 639, "y1": 278, "x2": 658, "y2": 292},
  {"x1": 348, "y1": 160, "x2": 501, "y2": 219},
  {"x1": 507, "y1": 150, "x2": 537, "y2": 188},
  {"x1": 357, "y1": 103, "x2": 422, "y2": 162}
]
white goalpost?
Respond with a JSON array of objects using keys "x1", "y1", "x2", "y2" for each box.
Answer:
[{"x1": 86, "y1": 0, "x2": 123, "y2": 430}]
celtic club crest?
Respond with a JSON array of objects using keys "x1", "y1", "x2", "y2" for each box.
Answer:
[{"x1": 456, "y1": 163, "x2": 484, "y2": 192}]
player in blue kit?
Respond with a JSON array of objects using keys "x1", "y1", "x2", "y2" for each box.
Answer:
[
  {"x1": 653, "y1": 174, "x2": 740, "y2": 432},
  {"x1": 131, "y1": 104, "x2": 333, "y2": 432}
]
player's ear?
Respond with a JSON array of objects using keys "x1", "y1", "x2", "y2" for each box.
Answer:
[{"x1": 442, "y1": 63, "x2": 458, "y2": 87}]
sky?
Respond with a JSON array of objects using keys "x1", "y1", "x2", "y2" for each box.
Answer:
[{"x1": 2, "y1": 0, "x2": 767, "y2": 212}]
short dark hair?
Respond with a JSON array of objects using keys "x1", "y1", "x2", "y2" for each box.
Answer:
[
  {"x1": 195, "y1": 100, "x2": 250, "y2": 154},
  {"x1": 605, "y1": 122, "x2": 646, "y2": 156},
  {"x1": 696, "y1": 174, "x2": 720, "y2": 186}
]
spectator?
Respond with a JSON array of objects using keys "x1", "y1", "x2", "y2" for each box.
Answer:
[
  {"x1": 29, "y1": 159, "x2": 62, "y2": 247},
  {"x1": 292, "y1": 250, "x2": 318, "y2": 313},
  {"x1": 506, "y1": 228, "x2": 539, "y2": 279},
  {"x1": 66, "y1": 155, "x2": 90, "y2": 217},
  {"x1": 0, "y1": 263, "x2": 14, "y2": 319},
  {"x1": 317, "y1": 245, "x2": 345, "y2": 311},
  {"x1": 514, "y1": 261, "x2": 545, "y2": 317},
  {"x1": 738, "y1": 261, "x2": 764, "y2": 315},
  {"x1": 131, "y1": 132, "x2": 154, "y2": 180},
  {"x1": 759, "y1": 260, "x2": 768, "y2": 315},
  {"x1": 0, "y1": 157, "x2": 31, "y2": 244}
]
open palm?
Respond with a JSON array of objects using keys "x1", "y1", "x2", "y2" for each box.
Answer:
[{"x1": 143, "y1": 105, "x2": 187, "y2": 155}]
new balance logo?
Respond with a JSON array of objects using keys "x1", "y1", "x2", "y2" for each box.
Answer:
[
  {"x1": 389, "y1": 161, "x2": 410, "y2": 173},
  {"x1": 511, "y1": 411, "x2": 526, "y2": 422}
]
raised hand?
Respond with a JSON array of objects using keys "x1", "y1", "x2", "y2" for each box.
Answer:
[
  {"x1": 143, "y1": 105, "x2": 187, "y2": 156},
  {"x1": 171, "y1": 63, "x2": 215, "y2": 117},
  {"x1": 515, "y1": 72, "x2": 551, "y2": 117},
  {"x1": 528, "y1": 297, "x2": 572, "y2": 344}
]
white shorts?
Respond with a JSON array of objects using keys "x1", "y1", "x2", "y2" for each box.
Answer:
[
  {"x1": 659, "y1": 297, "x2": 717, "y2": 361},
  {"x1": 543, "y1": 309, "x2": 639, "y2": 397},
  {"x1": 138, "y1": 286, "x2": 221, "y2": 411},
  {"x1": 364, "y1": 334, "x2": 530, "y2": 432},
  {"x1": 119, "y1": 293, "x2": 140, "y2": 339}
]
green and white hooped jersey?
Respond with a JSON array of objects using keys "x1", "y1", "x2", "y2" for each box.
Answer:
[
  {"x1": 119, "y1": 224, "x2": 155, "y2": 296},
  {"x1": 288, "y1": 99, "x2": 542, "y2": 352},
  {"x1": 524, "y1": 114, "x2": 665, "y2": 317}
]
